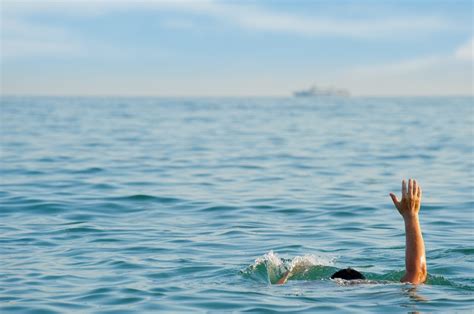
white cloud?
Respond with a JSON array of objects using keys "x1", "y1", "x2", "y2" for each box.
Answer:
[
  {"x1": 344, "y1": 37, "x2": 473, "y2": 78},
  {"x1": 0, "y1": 0, "x2": 461, "y2": 60},
  {"x1": 0, "y1": 17, "x2": 136, "y2": 59},
  {"x1": 162, "y1": 2, "x2": 454, "y2": 38},
  {"x1": 334, "y1": 40, "x2": 473, "y2": 96},
  {"x1": 1, "y1": 0, "x2": 457, "y2": 38},
  {"x1": 455, "y1": 37, "x2": 474, "y2": 61},
  {"x1": 1, "y1": 0, "x2": 213, "y2": 17},
  {"x1": 206, "y1": 4, "x2": 450, "y2": 38},
  {"x1": 1, "y1": 18, "x2": 84, "y2": 58},
  {"x1": 348, "y1": 56, "x2": 444, "y2": 77}
]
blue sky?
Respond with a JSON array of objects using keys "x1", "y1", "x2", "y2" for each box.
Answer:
[{"x1": 1, "y1": 0, "x2": 473, "y2": 96}]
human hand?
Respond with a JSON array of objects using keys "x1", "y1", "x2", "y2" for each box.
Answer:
[{"x1": 390, "y1": 179, "x2": 422, "y2": 219}]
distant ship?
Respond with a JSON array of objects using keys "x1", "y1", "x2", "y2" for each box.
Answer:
[{"x1": 293, "y1": 85, "x2": 350, "y2": 98}]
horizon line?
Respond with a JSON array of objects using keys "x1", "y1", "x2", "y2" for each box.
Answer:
[{"x1": 1, "y1": 93, "x2": 474, "y2": 98}]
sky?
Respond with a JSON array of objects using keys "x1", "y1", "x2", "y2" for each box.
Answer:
[{"x1": 1, "y1": 0, "x2": 473, "y2": 96}]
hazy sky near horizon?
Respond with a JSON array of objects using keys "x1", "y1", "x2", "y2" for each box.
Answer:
[{"x1": 1, "y1": 0, "x2": 473, "y2": 96}]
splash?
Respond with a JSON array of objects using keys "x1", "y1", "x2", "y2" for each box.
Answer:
[{"x1": 241, "y1": 251, "x2": 336, "y2": 284}]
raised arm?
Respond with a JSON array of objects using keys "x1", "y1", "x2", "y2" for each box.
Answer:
[{"x1": 390, "y1": 179, "x2": 427, "y2": 284}]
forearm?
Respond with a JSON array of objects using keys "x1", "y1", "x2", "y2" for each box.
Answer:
[
  {"x1": 402, "y1": 215, "x2": 427, "y2": 283},
  {"x1": 276, "y1": 270, "x2": 291, "y2": 285}
]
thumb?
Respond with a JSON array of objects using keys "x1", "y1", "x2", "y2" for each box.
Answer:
[{"x1": 389, "y1": 193, "x2": 399, "y2": 208}]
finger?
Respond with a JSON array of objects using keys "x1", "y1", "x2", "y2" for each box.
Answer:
[
  {"x1": 417, "y1": 186, "x2": 422, "y2": 199},
  {"x1": 389, "y1": 193, "x2": 399, "y2": 207},
  {"x1": 402, "y1": 180, "x2": 407, "y2": 198},
  {"x1": 408, "y1": 179, "x2": 413, "y2": 197},
  {"x1": 413, "y1": 179, "x2": 418, "y2": 196}
]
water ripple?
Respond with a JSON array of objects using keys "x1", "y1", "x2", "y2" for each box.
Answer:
[{"x1": 1, "y1": 96, "x2": 472, "y2": 313}]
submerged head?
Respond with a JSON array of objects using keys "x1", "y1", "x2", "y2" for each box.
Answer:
[{"x1": 331, "y1": 268, "x2": 365, "y2": 280}]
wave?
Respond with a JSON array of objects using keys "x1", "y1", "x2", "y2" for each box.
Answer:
[
  {"x1": 108, "y1": 194, "x2": 182, "y2": 203},
  {"x1": 71, "y1": 167, "x2": 104, "y2": 174},
  {"x1": 0, "y1": 200, "x2": 68, "y2": 214}
]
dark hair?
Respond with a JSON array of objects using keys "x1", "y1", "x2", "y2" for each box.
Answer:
[{"x1": 331, "y1": 268, "x2": 365, "y2": 280}]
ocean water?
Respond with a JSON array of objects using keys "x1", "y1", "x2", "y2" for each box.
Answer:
[{"x1": 0, "y1": 96, "x2": 473, "y2": 313}]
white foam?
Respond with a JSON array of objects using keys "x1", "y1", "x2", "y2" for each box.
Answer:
[
  {"x1": 254, "y1": 250, "x2": 283, "y2": 268},
  {"x1": 244, "y1": 251, "x2": 337, "y2": 284},
  {"x1": 289, "y1": 254, "x2": 334, "y2": 271},
  {"x1": 250, "y1": 251, "x2": 335, "y2": 273}
]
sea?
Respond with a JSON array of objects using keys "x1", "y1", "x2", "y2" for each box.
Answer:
[{"x1": 0, "y1": 96, "x2": 473, "y2": 313}]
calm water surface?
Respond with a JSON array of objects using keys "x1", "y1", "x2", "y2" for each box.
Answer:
[{"x1": 0, "y1": 96, "x2": 473, "y2": 313}]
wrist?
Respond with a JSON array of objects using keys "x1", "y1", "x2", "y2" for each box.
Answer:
[
  {"x1": 403, "y1": 214, "x2": 420, "y2": 224},
  {"x1": 403, "y1": 212, "x2": 418, "y2": 218}
]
